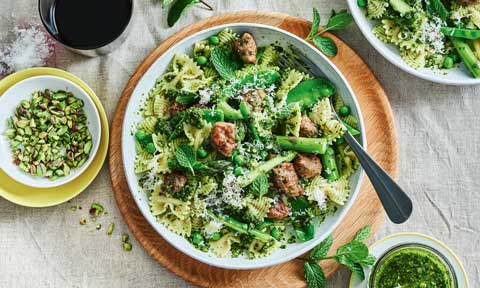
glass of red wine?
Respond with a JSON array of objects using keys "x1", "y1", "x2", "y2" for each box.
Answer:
[{"x1": 39, "y1": 0, "x2": 133, "y2": 57}]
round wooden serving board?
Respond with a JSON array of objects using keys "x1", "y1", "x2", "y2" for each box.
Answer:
[{"x1": 109, "y1": 11, "x2": 398, "y2": 288}]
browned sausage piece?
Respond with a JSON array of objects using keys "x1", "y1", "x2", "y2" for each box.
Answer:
[
  {"x1": 272, "y1": 163, "x2": 304, "y2": 197},
  {"x1": 243, "y1": 89, "x2": 266, "y2": 112},
  {"x1": 267, "y1": 201, "x2": 290, "y2": 220},
  {"x1": 234, "y1": 33, "x2": 257, "y2": 64},
  {"x1": 299, "y1": 116, "x2": 318, "y2": 137},
  {"x1": 210, "y1": 122, "x2": 237, "y2": 157},
  {"x1": 294, "y1": 153, "x2": 322, "y2": 179},
  {"x1": 170, "y1": 102, "x2": 188, "y2": 117},
  {"x1": 164, "y1": 172, "x2": 187, "y2": 193}
]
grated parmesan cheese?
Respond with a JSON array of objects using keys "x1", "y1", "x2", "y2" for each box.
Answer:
[
  {"x1": 198, "y1": 88, "x2": 213, "y2": 105},
  {"x1": 420, "y1": 16, "x2": 446, "y2": 54},
  {"x1": 0, "y1": 26, "x2": 53, "y2": 76},
  {"x1": 221, "y1": 171, "x2": 245, "y2": 208},
  {"x1": 203, "y1": 219, "x2": 223, "y2": 236},
  {"x1": 312, "y1": 186, "x2": 327, "y2": 210}
]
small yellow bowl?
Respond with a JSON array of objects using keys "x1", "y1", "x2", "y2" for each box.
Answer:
[{"x1": 0, "y1": 67, "x2": 109, "y2": 207}]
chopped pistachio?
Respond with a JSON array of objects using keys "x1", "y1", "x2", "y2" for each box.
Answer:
[
  {"x1": 123, "y1": 242, "x2": 132, "y2": 252},
  {"x1": 107, "y1": 223, "x2": 115, "y2": 235},
  {"x1": 4, "y1": 89, "x2": 93, "y2": 181},
  {"x1": 79, "y1": 219, "x2": 87, "y2": 225},
  {"x1": 95, "y1": 224, "x2": 101, "y2": 230},
  {"x1": 122, "y1": 233, "x2": 129, "y2": 243}
]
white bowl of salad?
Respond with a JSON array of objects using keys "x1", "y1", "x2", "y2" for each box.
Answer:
[
  {"x1": 348, "y1": 0, "x2": 480, "y2": 85},
  {"x1": 121, "y1": 23, "x2": 366, "y2": 269}
]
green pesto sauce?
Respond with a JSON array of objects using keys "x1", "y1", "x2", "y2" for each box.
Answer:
[{"x1": 373, "y1": 247, "x2": 452, "y2": 288}]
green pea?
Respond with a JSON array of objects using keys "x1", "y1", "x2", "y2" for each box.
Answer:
[
  {"x1": 233, "y1": 154, "x2": 245, "y2": 166},
  {"x1": 210, "y1": 232, "x2": 221, "y2": 241},
  {"x1": 192, "y1": 231, "x2": 204, "y2": 245},
  {"x1": 196, "y1": 56, "x2": 208, "y2": 66},
  {"x1": 146, "y1": 142, "x2": 156, "y2": 154},
  {"x1": 357, "y1": 0, "x2": 367, "y2": 7},
  {"x1": 197, "y1": 148, "x2": 208, "y2": 158},
  {"x1": 208, "y1": 35, "x2": 220, "y2": 45},
  {"x1": 270, "y1": 227, "x2": 281, "y2": 240},
  {"x1": 443, "y1": 56, "x2": 454, "y2": 69},
  {"x1": 234, "y1": 166, "x2": 243, "y2": 176},
  {"x1": 135, "y1": 129, "x2": 148, "y2": 141},
  {"x1": 338, "y1": 105, "x2": 351, "y2": 117},
  {"x1": 336, "y1": 137, "x2": 345, "y2": 145}
]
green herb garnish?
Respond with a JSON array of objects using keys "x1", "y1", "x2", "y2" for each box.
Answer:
[
  {"x1": 210, "y1": 47, "x2": 238, "y2": 80},
  {"x1": 302, "y1": 226, "x2": 375, "y2": 287},
  {"x1": 175, "y1": 144, "x2": 197, "y2": 175},
  {"x1": 166, "y1": 0, "x2": 213, "y2": 27},
  {"x1": 249, "y1": 174, "x2": 269, "y2": 197},
  {"x1": 305, "y1": 8, "x2": 353, "y2": 57}
]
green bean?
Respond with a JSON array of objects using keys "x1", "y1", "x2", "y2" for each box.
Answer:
[
  {"x1": 441, "y1": 27, "x2": 480, "y2": 40},
  {"x1": 239, "y1": 101, "x2": 260, "y2": 141},
  {"x1": 286, "y1": 78, "x2": 336, "y2": 110},
  {"x1": 451, "y1": 37, "x2": 480, "y2": 78},
  {"x1": 216, "y1": 101, "x2": 243, "y2": 121},
  {"x1": 237, "y1": 151, "x2": 297, "y2": 187},
  {"x1": 320, "y1": 146, "x2": 340, "y2": 181},
  {"x1": 206, "y1": 210, "x2": 273, "y2": 242},
  {"x1": 276, "y1": 136, "x2": 328, "y2": 154}
]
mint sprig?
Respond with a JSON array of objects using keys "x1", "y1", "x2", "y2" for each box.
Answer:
[
  {"x1": 305, "y1": 8, "x2": 353, "y2": 57},
  {"x1": 301, "y1": 226, "x2": 376, "y2": 287},
  {"x1": 211, "y1": 48, "x2": 239, "y2": 80},
  {"x1": 175, "y1": 144, "x2": 197, "y2": 175},
  {"x1": 249, "y1": 174, "x2": 269, "y2": 197}
]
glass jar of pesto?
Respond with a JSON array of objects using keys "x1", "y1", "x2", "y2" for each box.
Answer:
[{"x1": 369, "y1": 243, "x2": 457, "y2": 288}]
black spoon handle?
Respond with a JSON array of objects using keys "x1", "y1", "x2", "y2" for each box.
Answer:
[{"x1": 343, "y1": 132, "x2": 413, "y2": 224}]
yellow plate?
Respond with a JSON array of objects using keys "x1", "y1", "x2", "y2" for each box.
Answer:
[{"x1": 0, "y1": 67, "x2": 109, "y2": 207}]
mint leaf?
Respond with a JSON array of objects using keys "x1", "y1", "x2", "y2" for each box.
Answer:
[
  {"x1": 324, "y1": 11, "x2": 353, "y2": 32},
  {"x1": 175, "y1": 94, "x2": 197, "y2": 105},
  {"x1": 309, "y1": 234, "x2": 333, "y2": 260},
  {"x1": 304, "y1": 262, "x2": 325, "y2": 288},
  {"x1": 353, "y1": 226, "x2": 371, "y2": 242},
  {"x1": 359, "y1": 254, "x2": 376, "y2": 266},
  {"x1": 175, "y1": 144, "x2": 197, "y2": 174},
  {"x1": 211, "y1": 48, "x2": 238, "y2": 80},
  {"x1": 336, "y1": 240, "x2": 369, "y2": 262},
  {"x1": 338, "y1": 258, "x2": 365, "y2": 281},
  {"x1": 249, "y1": 174, "x2": 269, "y2": 197},
  {"x1": 307, "y1": 8, "x2": 321, "y2": 40},
  {"x1": 313, "y1": 36, "x2": 338, "y2": 56}
]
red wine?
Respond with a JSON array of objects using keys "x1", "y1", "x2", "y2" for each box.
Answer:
[{"x1": 52, "y1": 0, "x2": 133, "y2": 50}]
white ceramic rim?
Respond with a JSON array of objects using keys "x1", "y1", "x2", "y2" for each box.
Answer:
[
  {"x1": 349, "y1": 232, "x2": 470, "y2": 288},
  {"x1": 0, "y1": 75, "x2": 101, "y2": 188},
  {"x1": 122, "y1": 23, "x2": 366, "y2": 270},
  {"x1": 347, "y1": 0, "x2": 480, "y2": 86}
]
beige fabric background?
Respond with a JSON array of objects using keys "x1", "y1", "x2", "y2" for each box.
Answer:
[{"x1": 1, "y1": 1, "x2": 479, "y2": 287}]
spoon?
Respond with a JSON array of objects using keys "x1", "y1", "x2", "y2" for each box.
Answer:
[
  {"x1": 329, "y1": 99, "x2": 413, "y2": 224},
  {"x1": 279, "y1": 52, "x2": 413, "y2": 224}
]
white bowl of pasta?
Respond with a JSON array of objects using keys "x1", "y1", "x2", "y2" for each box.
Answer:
[
  {"x1": 121, "y1": 23, "x2": 366, "y2": 269},
  {"x1": 348, "y1": 0, "x2": 480, "y2": 85}
]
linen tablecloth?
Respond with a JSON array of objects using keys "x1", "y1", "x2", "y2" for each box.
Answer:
[{"x1": 1, "y1": 1, "x2": 479, "y2": 287}]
